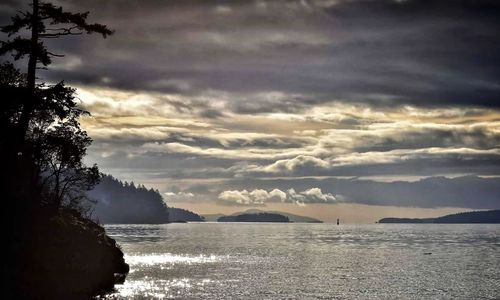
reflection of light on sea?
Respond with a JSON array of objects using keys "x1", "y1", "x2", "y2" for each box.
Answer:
[
  {"x1": 106, "y1": 254, "x2": 221, "y2": 299},
  {"x1": 114, "y1": 278, "x2": 215, "y2": 299},
  {"x1": 126, "y1": 253, "x2": 221, "y2": 266}
]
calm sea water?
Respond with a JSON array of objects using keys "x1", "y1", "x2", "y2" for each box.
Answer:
[{"x1": 104, "y1": 223, "x2": 500, "y2": 299}]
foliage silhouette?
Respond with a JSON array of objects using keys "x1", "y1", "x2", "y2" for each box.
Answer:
[
  {"x1": 0, "y1": 62, "x2": 99, "y2": 213},
  {"x1": 1, "y1": 0, "x2": 112, "y2": 146},
  {"x1": 1, "y1": 0, "x2": 111, "y2": 212},
  {"x1": 1, "y1": 2, "x2": 127, "y2": 299}
]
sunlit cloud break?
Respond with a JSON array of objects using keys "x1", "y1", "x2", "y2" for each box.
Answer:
[{"x1": 218, "y1": 188, "x2": 339, "y2": 206}]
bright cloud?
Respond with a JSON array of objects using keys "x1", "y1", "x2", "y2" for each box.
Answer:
[{"x1": 217, "y1": 188, "x2": 339, "y2": 206}]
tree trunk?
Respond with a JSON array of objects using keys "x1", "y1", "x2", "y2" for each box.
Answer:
[
  {"x1": 12, "y1": 0, "x2": 39, "y2": 207},
  {"x1": 17, "y1": 0, "x2": 39, "y2": 146}
]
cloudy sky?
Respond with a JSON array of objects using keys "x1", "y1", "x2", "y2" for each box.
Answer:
[{"x1": 2, "y1": 0, "x2": 500, "y2": 222}]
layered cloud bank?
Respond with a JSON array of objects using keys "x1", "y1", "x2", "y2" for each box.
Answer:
[
  {"x1": 2, "y1": 0, "x2": 499, "y2": 210},
  {"x1": 218, "y1": 188, "x2": 338, "y2": 206}
]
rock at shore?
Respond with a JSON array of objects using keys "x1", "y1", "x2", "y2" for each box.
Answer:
[{"x1": 7, "y1": 209, "x2": 129, "y2": 299}]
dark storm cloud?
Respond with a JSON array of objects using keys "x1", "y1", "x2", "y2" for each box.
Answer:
[
  {"x1": 352, "y1": 127, "x2": 500, "y2": 152},
  {"x1": 86, "y1": 145, "x2": 500, "y2": 182},
  {"x1": 3, "y1": 1, "x2": 500, "y2": 210},
  {"x1": 2, "y1": 0, "x2": 500, "y2": 110}
]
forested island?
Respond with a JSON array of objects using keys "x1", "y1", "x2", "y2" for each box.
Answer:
[
  {"x1": 205, "y1": 209, "x2": 322, "y2": 223},
  {"x1": 88, "y1": 175, "x2": 204, "y2": 223},
  {"x1": 218, "y1": 213, "x2": 290, "y2": 222},
  {"x1": 240, "y1": 209, "x2": 322, "y2": 223},
  {"x1": 378, "y1": 210, "x2": 500, "y2": 224},
  {"x1": 169, "y1": 207, "x2": 205, "y2": 222},
  {"x1": 89, "y1": 175, "x2": 169, "y2": 224}
]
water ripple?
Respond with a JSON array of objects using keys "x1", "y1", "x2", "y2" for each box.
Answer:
[{"x1": 105, "y1": 223, "x2": 500, "y2": 299}]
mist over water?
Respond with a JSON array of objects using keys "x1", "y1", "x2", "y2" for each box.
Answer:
[{"x1": 105, "y1": 223, "x2": 500, "y2": 299}]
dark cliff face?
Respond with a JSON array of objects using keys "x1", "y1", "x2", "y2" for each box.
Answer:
[{"x1": 7, "y1": 209, "x2": 129, "y2": 299}]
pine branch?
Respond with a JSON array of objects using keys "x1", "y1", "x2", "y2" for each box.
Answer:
[
  {"x1": 39, "y1": 3, "x2": 113, "y2": 38},
  {"x1": 40, "y1": 31, "x2": 83, "y2": 38},
  {"x1": 1, "y1": 14, "x2": 32, "y2": 35},
  {"x1": 47, "y1": 51, "x2": 64, "y2": 57}
]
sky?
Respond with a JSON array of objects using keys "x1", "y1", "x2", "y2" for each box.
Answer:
[{"x1": 1, "y1": 0, "x2": 500, "y2": 222}]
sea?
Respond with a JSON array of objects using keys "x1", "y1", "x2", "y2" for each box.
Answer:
[{"x1": 104, "y1": 223, "x2": 500, "y2": 299}]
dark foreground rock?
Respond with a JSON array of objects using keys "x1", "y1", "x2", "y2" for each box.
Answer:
[{"x1": 6, "y1": 208, "x2": 129, "y2": 299}]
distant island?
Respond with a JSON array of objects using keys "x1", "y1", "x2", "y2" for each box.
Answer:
[
  {"x1": 218, "y1": 213, "x2": 290, "y2": 222},
  {"x1": 205, "y1": 209, "x2": 322, "y2": 223},
  {"x1": 378, "y1": 209, "x2": 500, "y2": 224},
  {"x1": 202, "y1": 213, "x2": 226, "y2": 222}
]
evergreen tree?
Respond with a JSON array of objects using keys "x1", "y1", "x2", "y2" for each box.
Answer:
[
  {"x1": 88, "y1": 175, "x2": 171, "y2": 224},
  {"x1": 0, "y1": 1, "x2": 112, "y2": 214},
  {"x1": 1, "y1": 0, "x2": 112, "y2": 146}
]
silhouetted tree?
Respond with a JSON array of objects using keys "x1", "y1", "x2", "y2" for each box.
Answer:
[
  {"x1": 1, "y1": 5, "x2": 126, "y2": 299},
  {"x1": 0, "y1": 1, "x2": 112, "y2": 214},
  {"x1": 0, "y1": 62, "x2": 27, "y2": 133},
  {"x1": 0, "y1": 61, "x2": 26, "y2": 86},
  {"x1": 34, "y1": 103, "x2": 100, "y2": 210},
  {"x1": 0, "y1": 62, "x2": 100, "y2": 213},
  {"x1": 1, "y1": 0, "x2": 112, "y2": 146}
]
